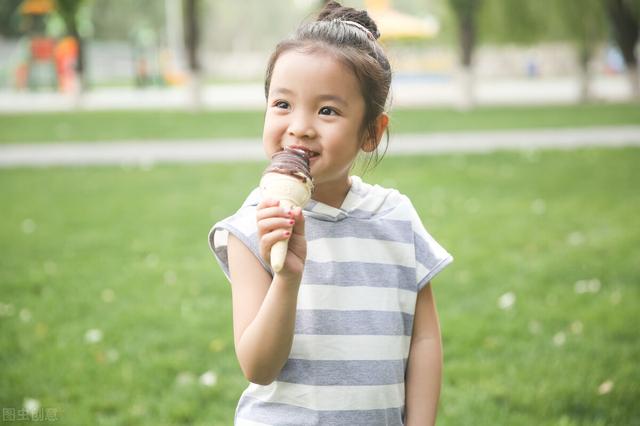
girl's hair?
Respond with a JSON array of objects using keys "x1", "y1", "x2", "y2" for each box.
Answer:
[{"x1": 264, "y1": 1, "x2": 392, "y2": 173}]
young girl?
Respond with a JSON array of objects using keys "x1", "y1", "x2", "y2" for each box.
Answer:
[{"x1": 209, "y1": 2, "x2": 453, "y2": 425}]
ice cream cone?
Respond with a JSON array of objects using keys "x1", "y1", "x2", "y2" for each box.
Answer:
[{"x1": 260, "y1": 172, "x2": 313, "y2": 272}]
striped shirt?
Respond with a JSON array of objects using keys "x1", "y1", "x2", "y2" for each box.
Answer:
[{"x1": 209, "y1": 175, "x2": 453, "y2": 426}]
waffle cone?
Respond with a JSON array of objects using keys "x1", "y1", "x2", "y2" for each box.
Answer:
[{"x1": 260, "y1": 172, "x2": 313, "y2": 272}]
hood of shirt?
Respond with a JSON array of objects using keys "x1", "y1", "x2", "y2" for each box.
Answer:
[{"x1": 241, "y1": 175, "x2": 400, "y2": 222}]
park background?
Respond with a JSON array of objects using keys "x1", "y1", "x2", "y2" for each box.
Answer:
[{"x1": 0, "y1": 0, "x2": 639, "y2": 425}]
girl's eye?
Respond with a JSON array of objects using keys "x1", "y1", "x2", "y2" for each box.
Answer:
[
  {"x1": 274, "y1": 101, "x2": 289, "y2": 109},
  {"x1": 319, "y1": 106, "x2": 337, "y2": 116}
]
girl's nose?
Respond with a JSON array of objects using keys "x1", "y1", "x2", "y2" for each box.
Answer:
[{"x1": 287, "y1": 113, "x2": 317, "y2": 139}]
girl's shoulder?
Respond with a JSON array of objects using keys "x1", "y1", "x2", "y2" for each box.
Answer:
[
  {"x1": 208, "y1": 187, "x2": 270, "y2": 281},
  {"x1": 353, "y1": 176, "x2": 415, "y2": 218}
]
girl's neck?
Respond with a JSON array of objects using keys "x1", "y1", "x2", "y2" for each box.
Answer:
[{"x1": 311, "y1": 177, "x2": 352, "y2": 209}]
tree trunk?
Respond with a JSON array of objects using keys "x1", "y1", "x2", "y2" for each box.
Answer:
[
  {"x1": 578, "y1": 45, "x2": 593, "y2": 103},
  {"x1": 64, "y1": 19, "x2": 84, "y2": 107},
  {"x1": 457, "y1": 65, "x2": 474, "y2": 110},
  {"x1": 626, "y1": 64, "x2": 640, "y2": 99},
  {"x1": 184, "y1": 0, "x2": 202, "y2": 110},
  {"x1": 459, "y1": 11, "x2": 476, "y2": 68},
  {"x1": 605, "y1": 0, "x2": 640, "y2": 99},
  {"x1": 457, "y1": 8, "x2": 477, "y2": 109}
]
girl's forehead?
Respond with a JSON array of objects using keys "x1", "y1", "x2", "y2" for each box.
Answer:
[
  {"x1": 270, "y1": 50, "x2": 362, "y2": 97},
  {"x1": 274, "y1": 49, "x2": 347, "y2": 74}
]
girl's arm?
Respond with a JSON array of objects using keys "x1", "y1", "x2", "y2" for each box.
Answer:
[
  {"x1": 404, "y1": 283, "x2": 443, "y2": 426},
  {"x1": 227, "y1": 200, "x2": 305, "y2": 385}
]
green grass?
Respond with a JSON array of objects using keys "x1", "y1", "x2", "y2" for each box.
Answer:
[
  {"x1": 0, "y1": 102, "x2": 639, "y2": 143},
  {"x1": 1, "y1": 148, "x2": 639, "y2": 425}
]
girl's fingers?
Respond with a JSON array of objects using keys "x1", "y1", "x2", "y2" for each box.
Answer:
[
  {"x1": 257, "y1": 217, "x2": 295, "y2": 234},
  {"x1": 259, "y1": 228, "x2": 292, "y2": 260},
  {"x1": 256, "y1": 205, "x2": 294, "y2": 222}
]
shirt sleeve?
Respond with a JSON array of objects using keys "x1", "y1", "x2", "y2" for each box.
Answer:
[
  {"x1": 207, "y1": 189, "x2": 273, "y2": 283},
  {"x1": 405, "y1": 197, "x2": 454, "y2": 291}
]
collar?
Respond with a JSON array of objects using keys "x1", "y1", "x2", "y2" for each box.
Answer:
[{"x1": 243, "y1": 175, "x2": 392, "y2": 222}]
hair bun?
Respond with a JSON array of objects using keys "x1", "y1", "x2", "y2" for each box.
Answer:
[{"x1": 317, "y1": 1, "x2": 381, "y2": 40}]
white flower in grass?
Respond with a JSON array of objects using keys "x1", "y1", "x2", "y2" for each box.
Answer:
[
  {"x1": 0, "y1": 303, "x2": 15, "y2": 317},
  {"x1": 522, "y1": 149, "x2": 539, "y2": 163},
  {"x1": 498, "y1": 292, "x2": 516, "y2": 310},
  {"x1": 84, "y1": 328, "x2": 103, "y2": 344},
  {"x1": 144, "y1": 253, "x2": 159, "y2": 268},
  {"x1": 528, "y1": 320, "x2": 541, "y2": 334},
  {"x1": 553, "y1": 332, "x2": 566, "y2": 346},
  {"x1": 531, "y1": 199, "x2": 546, "y2": 215},
  {"x1": 199, "y1": 371, "x2": 218, "y2": 387},
  {"x1": 176, "y1": 371, "x2": 196, "y2": 386},
  {"x1": 164, "y1": 270, "x2": 177, "y2": 285},
  {"x1": 610, "y1": 290, "x2": 622, "y2": 305},
  {"x1": 598, "y1": 380, "x2": 614, "y2": 395},
  {"x1": 106, "y1": 349, "x2": 119, "y2": 363},
  {"x1": 587, "y1": 279, "x2": 601, "y2": 293},
  {"x1": 574, "y1": 279, "x2": 601, "y2": 294},
  {"x1": 20, "y1": 308, "x2": 32, "y2": 323},
  {"x1": 567, "y1": 231, "x2": 585, "y2": 246},
  {"x1": 21, "y1": 219, "x2": 36, "y2": 234},
  {"x1": 101, "y1": 288, "x2": 115, "y2": 303},
  {"x1": 23, "y1": 398, "x2": 40, "y2": 416},
  {"x1": 570, "y1": 321, "x2": 583, "y2": 335}
]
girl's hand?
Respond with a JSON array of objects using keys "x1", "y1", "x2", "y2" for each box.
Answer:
[{"x1": 256, "y1": 198, "x2": 306, "y2": 282}]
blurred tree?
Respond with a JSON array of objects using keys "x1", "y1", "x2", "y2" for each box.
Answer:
[
  {"x1": 554, "y1": 0, "x2": 607, "y2": 102},
  {"x1": 90, "y1": 0, "x2": 164, "y2": 41},
  {"x1": 55, "y1": 0, "x2": 87, "y2": 90},
  {"x1": 478, "y1": 0, "x2": 607, "y2": 103},
  {"x1": 478, "y1": 0, "x2": 561, "y2": 44},
  {"x1": 0, "y1": 0, "x2": 23, "y2": 37},
  {"x1": 605, "y1": 0, "x2": 640, "y2": 98},
  {"x1": 184, "y1": 0, "x2": 202, "y2": 110},
  {"x1": 447, "y1": 0, "x2": 483, "y2": 109}
]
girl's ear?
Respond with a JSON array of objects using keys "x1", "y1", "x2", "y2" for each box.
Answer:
[{"x1": 362, "y1": 113, "x2": 389, "y2": 153}]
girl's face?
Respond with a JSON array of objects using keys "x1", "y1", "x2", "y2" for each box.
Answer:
[{"x1": 263, "y1": 50, "x2": 367, "y2": 193}]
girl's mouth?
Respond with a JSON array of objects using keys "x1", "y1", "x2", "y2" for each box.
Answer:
[{"x1": 287, "y1": 145, "x2": 319, "y2": 159}]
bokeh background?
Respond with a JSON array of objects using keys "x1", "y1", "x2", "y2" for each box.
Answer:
[{"x1": 0, "y1": 0, "x2": 639, "y2": 425}]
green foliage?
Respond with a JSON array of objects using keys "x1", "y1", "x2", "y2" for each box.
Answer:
[
  {"x1": 555, "y1": 0, "x2": 607, "y2": 53},
  {"x1": 90, "y1": 0, "x2": 165, "y2": 41},
  {"x1": 448, "y1": 0, "x2": 482, "y2": 18},
  {"x1": 55, "y1": 0, "x2": 85, "y2": 29},
  {"x1": 478, "y1": 0, "x2": 557, "y2": 44},
  {"x1": 478, "y1": 0, "x2": 607, "y2": 46},
  {"x1": 625, "y1": 0, "x2": 640, "y2": 17},
  {"x1": 1, "y1": 147, "x2": 639, "y2": 424},
  {"x1": 0, "y1": 0, "x2": 22, "y2": 38}
]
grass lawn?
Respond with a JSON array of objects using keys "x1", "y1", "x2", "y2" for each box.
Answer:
[
  {"x1": 0, "y1": 102, "x2": 639, "y2": 143},
  {"x1": 1, "y1": 147, "x2": 639, "y2": 425}
]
